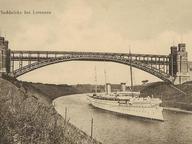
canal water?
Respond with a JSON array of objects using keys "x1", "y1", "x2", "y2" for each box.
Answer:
[{"x1": 54, "y1": 94, "x2": 192, "y2": 144}]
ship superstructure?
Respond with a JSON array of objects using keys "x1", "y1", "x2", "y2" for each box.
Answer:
[{"x1": 87, "y1": 83, "x2": 164, "y2": 121}]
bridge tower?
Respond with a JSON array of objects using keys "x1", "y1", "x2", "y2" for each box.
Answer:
[
  {"x1": 169, "y1": 43, "x2": 190, "y2": 84},
  {"x1": 169, "y1": 45, "x2": 177, "y2": 76},
  {"x1": 0, "y1": 36, "x2": 10, "y2": 77}
]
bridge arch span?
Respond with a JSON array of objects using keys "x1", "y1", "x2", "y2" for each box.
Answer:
[{"x1": 12, "y1": 55, "x2": 174, "y2": 83}]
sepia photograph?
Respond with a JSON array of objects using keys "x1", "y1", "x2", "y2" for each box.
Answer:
[{"x1": 0, "y1": 0, "x2": 192, "y2": 144}]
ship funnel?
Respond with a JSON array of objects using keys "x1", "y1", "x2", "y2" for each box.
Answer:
[
  {"x1": 106, "y1": 83, "x2": 111, "y2": 94},
  {"x1": 121, "y1": 83, "x2": 126, "y2": 92}
]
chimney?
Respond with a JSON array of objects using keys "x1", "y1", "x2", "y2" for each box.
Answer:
[
  {"x1": 178, "y1": 43, "x2": 186, "y2": 52},
  {"x1": 121, "y1": 83, "x2": 126, "y2": 92},
  {"x1": 106, "y1": 83, "x2": 111, "y2": 94},
  {"x1": 170, "y1": 46, "x2": 177, "y2": 54},
  {"x1": 0, "y1": 37, "x2": 4, "y2": 45},
  {"x1": 4, "y1": 41, "x2": 8, "y2": 49}
]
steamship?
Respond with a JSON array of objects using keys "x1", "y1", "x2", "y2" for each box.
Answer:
[
  {"x1": 87, "y1": 83, "x2": 164, "y2": 121},
  {"x1": 87, "y1": 60, "x2": 164, "y2": 121}
]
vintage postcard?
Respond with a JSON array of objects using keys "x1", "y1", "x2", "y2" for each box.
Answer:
[{"x1": 0, "y1": 0, "x2": 192, "y2": 144}]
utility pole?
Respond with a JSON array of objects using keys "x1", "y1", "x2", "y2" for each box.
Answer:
[
  {"x1": 65, "y1": 107, "x2": 67, "y2": 123},
  {"x1": 91, "y1": 117, "x2": 93, "y2": 139}
]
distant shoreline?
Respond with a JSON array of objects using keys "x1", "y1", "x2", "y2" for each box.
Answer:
[{"x1": 164, "y1": 107, "x2": 192, "y2": 114}]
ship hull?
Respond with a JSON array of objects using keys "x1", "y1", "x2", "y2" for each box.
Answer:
[{"x1": 88, "y1": 96, "x2": 164, "y2": 121}]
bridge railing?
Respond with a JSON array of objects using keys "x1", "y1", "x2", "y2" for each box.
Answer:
[{"x1": 11, "y1": 51, "x2": 170, "y2": 64}]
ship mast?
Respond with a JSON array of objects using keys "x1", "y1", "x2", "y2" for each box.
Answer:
[
  {"x1": 104, "y1": 69, "x2": 107, "y2": 93},
  {"x1": 129, "y1": 50, "x2": 133, "y2": 92},
  {"x1": 94, "y1": 66, "x2": 97, "y2": 94}
]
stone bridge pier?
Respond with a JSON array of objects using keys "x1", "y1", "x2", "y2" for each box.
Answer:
[
  {"x1": 0, "y1": 37, "x2": 10, "y2": 77},
  {"x1": 169, "y1": 43, "x2": 192, "y2": 84}
]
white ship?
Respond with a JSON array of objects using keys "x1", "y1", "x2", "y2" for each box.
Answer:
[
  {"x1": 87, "y1": 59, "x2": 164, "y2": 121},
  {"x1": 87, "y1": 87, "x2": 164, "y2": 121}
]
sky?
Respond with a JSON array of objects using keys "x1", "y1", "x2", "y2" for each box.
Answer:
[{"x1": 0, "y1": 0, "x2": 192, "y2": 85}]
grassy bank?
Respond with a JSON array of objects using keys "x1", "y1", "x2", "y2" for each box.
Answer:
[
  {"x1": 140, "y1": 82, "x2": 192, "y2": 111},
  {"x1": 0, "y1": 78, "x2": 101, "y2": 144}
]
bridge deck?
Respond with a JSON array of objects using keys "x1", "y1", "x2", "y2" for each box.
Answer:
[{"x1": 11, "y1": 50, "x2": 169, "y2": 58}]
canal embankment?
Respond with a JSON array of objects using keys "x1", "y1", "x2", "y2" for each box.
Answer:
[
  {"x1": 140, "y1": 81, "x2": 192, "y2": 111},
  {"x1": 0, "y1": 78, "x2": 101, "y2": 144}
]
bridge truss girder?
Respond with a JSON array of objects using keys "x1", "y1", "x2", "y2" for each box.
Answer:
[{"x1": 10, "y1": 51, "x2": 174, "y2": 83}]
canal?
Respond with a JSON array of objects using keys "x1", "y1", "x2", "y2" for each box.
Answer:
[{"x1": 54, "y1": 94, "x2": 192, "y2": 144}]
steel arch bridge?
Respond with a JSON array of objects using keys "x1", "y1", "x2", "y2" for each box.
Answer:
[{"x1": 10, "y1": 50, "x2": 174, "y2": 83}]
